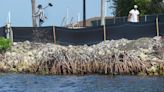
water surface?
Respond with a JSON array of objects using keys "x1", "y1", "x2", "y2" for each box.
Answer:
[{"x1": 0, "y1": 74, "x2": 163, "y2": 92}]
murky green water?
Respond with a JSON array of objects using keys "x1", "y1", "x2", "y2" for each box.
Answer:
[{"x1": 0, "y1": 74, "x2": 163, "y2": 92}]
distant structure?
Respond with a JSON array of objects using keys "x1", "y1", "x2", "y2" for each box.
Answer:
[{"x1": 67, "y1": 16, "x2": 113, "y2": 28}]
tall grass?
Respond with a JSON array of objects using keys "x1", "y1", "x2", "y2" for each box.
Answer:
[{"x1": 0, "y1": 37, "x2": 12, "y2": 53}]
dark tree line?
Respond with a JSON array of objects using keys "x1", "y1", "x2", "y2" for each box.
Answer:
[{"x1": 111, "y1": 0, "x2": 164, "y2": 16}]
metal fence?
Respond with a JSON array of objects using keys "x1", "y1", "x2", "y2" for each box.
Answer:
[{"x1": 91, "y1": 14, "x2": 164, "y2": 27}]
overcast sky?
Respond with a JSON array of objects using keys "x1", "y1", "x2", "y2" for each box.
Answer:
[{"x1": 0, "y1": 0, "x2": 113, "y2": 27}]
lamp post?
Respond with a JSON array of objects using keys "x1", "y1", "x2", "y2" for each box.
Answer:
[{"x1": 83, "y1": 0, "x2": 86, "y2": 27}]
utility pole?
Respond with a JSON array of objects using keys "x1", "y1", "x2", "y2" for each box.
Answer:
[
  {"x1": 101, "y1": 0, "x2": 105, "y2": 26},
  {"x1": 31, "y1": 0, "x2": 37, "y2": 27},
  {"x1": 101, "y1": 0, "x2": 106, "y2": 41},
  {"x1": 83, "y1": 0, "x2": 86, "y2": 27}
]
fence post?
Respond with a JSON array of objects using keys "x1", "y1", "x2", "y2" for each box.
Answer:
[
  {"x1": 103, "y1": 23, "x2": 106, "y2": 41},
  {"x1": 114, "y1": 17, "x2": 116, "y2": 24},
  {"x1": 52, "y1": 26, "x2": 56, "y2": 44},
  {"x1": 96, "y1": 19, "x2": 98, "y2": 26},
  {"x1": 145, "y1": 15, "x2": 147, "y2": 22},
  {"x1": 156, "y1": 17, "x2": 160, "y2": 36}
]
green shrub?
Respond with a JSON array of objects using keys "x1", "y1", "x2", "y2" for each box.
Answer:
[{"x1": 0, "y1": 37, "x2": 12, "y2": 53}]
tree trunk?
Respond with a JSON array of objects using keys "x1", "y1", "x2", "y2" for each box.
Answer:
[{"x1": 31, "y1": 0, "x2": 37, "y2": 27}]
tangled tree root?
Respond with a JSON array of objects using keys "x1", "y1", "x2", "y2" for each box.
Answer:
[{"x1": 32, "y1": 52, "x2": 163, "y2": 75}]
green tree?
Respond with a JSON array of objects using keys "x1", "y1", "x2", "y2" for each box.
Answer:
[
  {"x1": 145, "y1": 0, "x2": 164, "y2": 15},
  {"x1": 112, "y1": 0, "x2": 164, "y2": 16},
  {"x1": 112, "y1": 0, "x2": 135, "y2": 16}
]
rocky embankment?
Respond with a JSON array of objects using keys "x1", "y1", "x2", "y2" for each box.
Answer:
[{"x1": 0, "y1": 37, "x2": 164, "y2": 75}]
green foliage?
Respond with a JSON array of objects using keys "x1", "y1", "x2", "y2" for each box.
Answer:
[
  {"x1": 112, "y1": 0, "x2": 135, "y2": 16},
  {"x1": 112, "y1": 0, "x2": 164, "y2": 16},
  {"x1": 0, "y1": 37, "x2": 12, "y2": 53}
]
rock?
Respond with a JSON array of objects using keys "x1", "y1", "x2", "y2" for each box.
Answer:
[
  {"x1": 148, "y1": 66, "x2": 158, "y2": 73},
  {"x1": 0, "y1": 37, "x2": 164, "y2": 75},
  {"x1": 24, "y1": 41, "x2": 30, "y2": 45},
  {"x1": 5, "y1": 51, "x2": 11, "y2": 56},
  {"x1": 140, "y1": 48, "x2": 150, "y2": 54},
  {"x1": 13, "y1": 42, "x2": 17, "y2": 46},
  {"x1": 11, "y1": 52, "x2": 17, "y2": 56},
  {"x1": 106, "y1": 50, "x2": 111, "y2": 54},
  {"x1": 98, "y1": 50, "x2": 105, "y2": 56},
  {"x1": 139, "y1": 53, "x2": 148, "y2": 61},
  {"x1": 68, "y1": 45, "x2": 73, "y2": 48},
  {"x1": 153, "y1": 36, "x2": 161, "y2": 41},
  {"x1": 151, "y1": 58, "x2": 160, "y2": 61},
  {"x1": 27, "y1": 51, "x2": 33, "y2": 56},
  {"x1": 151, "y1": 62, "x2": 157, "y2": 66}
]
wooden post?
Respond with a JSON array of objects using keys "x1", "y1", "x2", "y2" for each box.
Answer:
[
  {"x1": 145, "y1": 15, "x2": 147, "y2": 22},
  {"x1": 83, "y1": 0, "x2": 86, "y2": 27},
  {"x1": 103, "y1": 22, "x2": 106, "y2": 41},
  {"x1": 156, "y1": 17, "x2": 159, "y2": 36},
  {"x1": 52, "y1": 26, "x2": 56, "y2": 44},
  {"x1": 101, "y1": 0, "x2": 106, "y2": 41},
  {"x1": 31, "y1": 0, "x2": 37, "y2": 27},
  {"x1": 114, "y1": 17, "x2": 116, "y2": 24},
  {"x1": 101, "y1": 0, "x2": 105, "y2": 26}
]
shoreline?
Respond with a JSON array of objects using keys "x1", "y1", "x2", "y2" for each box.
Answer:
[{"x1": 0, "y1": 37, "x2": 164, "y2": 75}]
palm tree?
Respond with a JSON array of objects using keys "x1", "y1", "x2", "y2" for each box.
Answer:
[{"x1": 31, "y1": 0, "x2": 37, "y2": 27}]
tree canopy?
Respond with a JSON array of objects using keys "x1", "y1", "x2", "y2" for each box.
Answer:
[{"x1": 111, "y1": 0, "x2": 164, "y2": 16}]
